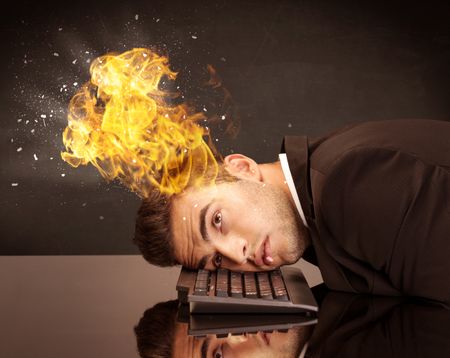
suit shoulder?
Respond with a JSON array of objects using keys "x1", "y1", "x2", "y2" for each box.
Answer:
[{"x1": 310, "y1": 119, "x2": 450, "y2": 175}]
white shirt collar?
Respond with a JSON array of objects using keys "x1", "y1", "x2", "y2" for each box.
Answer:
[{"x1": 278, "y1": 153, "x2": 309, "y2": 228}]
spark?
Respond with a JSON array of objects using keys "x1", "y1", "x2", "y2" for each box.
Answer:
[
  {"x1": 11, "y1": 183, "x2": 19, "y2": 187},
  {"x1": 191, "y1": 35, "x2": 198, "y2": 39},
  {"x1": 33, "y1": 153, "x2": 38, "y2": 161},
  {"x1": 61, "y1": 173, "x2": 66, "y2": 177},
  {"x1": 17, "y1": 147, "x2": 23, "y2": 152},
  {"x1": 53, "y1": 52, "x2": 59, "y2": 57}
]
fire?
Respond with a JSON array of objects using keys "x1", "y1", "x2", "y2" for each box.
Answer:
[{"x1": 61, "y1": 48, "x2": 218, "y2": 197}]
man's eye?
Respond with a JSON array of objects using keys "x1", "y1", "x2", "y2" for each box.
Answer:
[
  {"x1": 213, "y1": 344, "x2": 223, "y2": 358},
  {"x1": 213, "y1": 253, "x2": 223, "y2": 268},
  {"x1": 212, "y1": 211, "x2": 222, "y2": 229}
]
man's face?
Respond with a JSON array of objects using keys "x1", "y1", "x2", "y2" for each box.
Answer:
[
  {"x1": 170, "y1": 179, "x2": 310, "y2": 271},
  {"x1": 173, "y1": 321, "x2": 310, "y2": 358}
]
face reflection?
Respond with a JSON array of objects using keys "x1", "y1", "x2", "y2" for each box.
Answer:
[
  {"x1": 173, "y1": 322, "x2": 308, "y2": 358},
  {"x1": 170, "y1": 180, "x2": 310, "y2": 271}
]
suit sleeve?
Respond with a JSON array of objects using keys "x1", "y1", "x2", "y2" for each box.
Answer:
[{"x1": 320, "y1": 146, "x2": 450, "y2": 304}]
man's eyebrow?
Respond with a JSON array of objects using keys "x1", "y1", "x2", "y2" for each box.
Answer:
[
  {"x1": 200, "y1": 201, "x2": 213, "y2": 242},
  {"x1": 201, "y1": 336, "x2": 211, "y2": 358}
]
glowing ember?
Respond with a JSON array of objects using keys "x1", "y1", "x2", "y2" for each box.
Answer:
[{"x1": 61, "y1": 48, "x2": 218, "y2": 197}]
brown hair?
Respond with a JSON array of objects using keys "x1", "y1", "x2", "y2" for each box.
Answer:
[
  {"x1": 133, "y1": 165, "x2": 238, "y2": 267},
  {"x1": 134, "y1": 300, "x2": 179, "y2": 358}
]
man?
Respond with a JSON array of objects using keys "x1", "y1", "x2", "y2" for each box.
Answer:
[{"x1": 134, "y1": 119, "x2": 450, "y2": 304}]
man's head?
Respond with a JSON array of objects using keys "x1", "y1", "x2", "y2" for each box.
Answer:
[
  {"x1": 134, "y1": 154, "x2": 311, "y2": 271},
  {"x1": 134, "y1": 299, "x2": 313, "y2": 358}
]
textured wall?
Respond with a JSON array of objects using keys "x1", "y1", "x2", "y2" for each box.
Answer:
[{"x1": 1, "y1": 0, "x2": 449, "y2": 254}]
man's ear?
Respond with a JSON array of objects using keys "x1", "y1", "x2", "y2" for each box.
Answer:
[{"x1": 223, "y1": 154, "x2": 262, "y2": 181}]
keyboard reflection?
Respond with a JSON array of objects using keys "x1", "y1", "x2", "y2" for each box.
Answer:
[{"x1": 134, "y1": 290, "x2": 450, "y2": 358}]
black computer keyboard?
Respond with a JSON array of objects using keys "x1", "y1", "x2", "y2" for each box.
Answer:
[
  {"x1": 178, "y1": 305, "x2": 318, "y2": 337},
  {"x1": 176, "y1": 266, "x2": 318, "y2": 314}
]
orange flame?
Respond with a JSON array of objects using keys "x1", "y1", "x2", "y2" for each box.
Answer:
[{"x1": 61, "y1": 48, "x2": 218, "y2": 197}]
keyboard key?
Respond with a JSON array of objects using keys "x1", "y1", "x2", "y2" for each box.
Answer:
[
  {"x1": 256, "y1": 272, "x2": 273, "y2": 299},
  {"x1": 230, "y1": 271, "x2": 243, "y2": 298},
  {"x1": 244, "y1": 272, "x2": 258, "y2": 298},
  {"x1": 194, "y1": 269, "x2": 210, "y2": 295},
  {"x1": 270, "y1": 270, "x2": 289, "y2": 301},
  {"x1": 208, "y1": 271, "x2": 217, "y2": 295},
  {"x1": 215, "y1": 269, "x2": 229, "y2": 297}
]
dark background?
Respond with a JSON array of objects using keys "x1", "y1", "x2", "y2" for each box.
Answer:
[{"x1": 1, "y1": 0, "x2": 449, "y2": 255}]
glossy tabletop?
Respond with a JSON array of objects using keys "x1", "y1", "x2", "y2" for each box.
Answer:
[
  {"x1": 1, "y1": 256, "x2": 449, "y2": 358},
  {"x1": 0, "y1": 256, "x2": 180, "y2": 358}
]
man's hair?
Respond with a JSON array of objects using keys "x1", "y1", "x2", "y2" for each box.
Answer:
[
  {"x1": 133, "y1": 165, "x2": 238, "y2": 267},
  {"x1": 134, "y1": 300, "x2": 179, "y2": 358}
]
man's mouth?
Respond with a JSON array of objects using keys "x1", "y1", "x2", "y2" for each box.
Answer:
[{"x1": 254, "y1": 236, "x2": 274, "y2": 267}]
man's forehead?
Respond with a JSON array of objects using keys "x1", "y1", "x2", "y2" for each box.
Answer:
[
  {"x1": 172, "y1": 186, "x2": 213, "y2": 217},
  {"x1": 171, "y1": 183, "x2": 230, "y2": 223},
  {"x1": 170, "y1": 186, "x2": 214, "y2": 268},
  {"x1": 176, "y1": 183, "x2": 221, "y2": 203}
]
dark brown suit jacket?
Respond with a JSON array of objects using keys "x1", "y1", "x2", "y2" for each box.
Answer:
[{"x1": 281, "y1": 119, "x2": 450, "y2": 305}]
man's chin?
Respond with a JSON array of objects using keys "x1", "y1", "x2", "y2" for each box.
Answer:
[{"x1": 282, "y1": 245, "x2": 303, "y2": 266}]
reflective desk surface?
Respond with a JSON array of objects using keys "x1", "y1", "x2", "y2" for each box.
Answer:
[{"x1": 1, "y1": 256, "x2": 449, "y2": 358}]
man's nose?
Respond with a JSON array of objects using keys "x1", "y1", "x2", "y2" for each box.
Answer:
[
  {"x1": 215, "y1": 235, "x2": 249, "y2": 264},
  {"x1": 227, "y1": 334, "x2": 248, "y2": 344}
]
